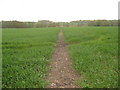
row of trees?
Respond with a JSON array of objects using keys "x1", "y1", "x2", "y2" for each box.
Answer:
[{"x1": 1, "y1": 20, "x2": 118, "y2": 28}]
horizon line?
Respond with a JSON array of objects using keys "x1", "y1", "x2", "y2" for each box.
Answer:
[{"x1": 0, "y1": 19, "x2": 118, "y2": 23}]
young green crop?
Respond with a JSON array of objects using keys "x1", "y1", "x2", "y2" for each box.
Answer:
[
  {"x1": 2, "y1": 28, "x2": 59, "y2": 88},
  {"x1": 2, "y1": 27, "x2": 118, "y2": 88},
  {"x1": 63, "y1": 27, "x2": 118, "y2": 88}
]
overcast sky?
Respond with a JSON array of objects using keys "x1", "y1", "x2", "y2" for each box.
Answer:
[{"x1": 0, "y1": 0, "x2": 119, "y2": 22}]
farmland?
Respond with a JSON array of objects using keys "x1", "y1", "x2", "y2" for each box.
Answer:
[
  {"x1": 2, "y1": 28, "x2": 59, "y2": 88},
  {"x1": 2, "y1": 27, "x2": 118, "y2": 88},
  {"x1": 63, "y1": 27, "x2": 118, "y2": 88}
]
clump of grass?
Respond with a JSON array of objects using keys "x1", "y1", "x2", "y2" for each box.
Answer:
[{"x1": 63, "y1": 27, "x2": 118, "y2": 88}]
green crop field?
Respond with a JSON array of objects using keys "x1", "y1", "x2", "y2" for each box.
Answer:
[
  {"x1": 63, "y1": 27, "x2": 118, "y2": 88},
  {"x1": 2, "y1": 27, "x2": 118, "y2": 88},
  {"x1": 2, "y1": 28, "x2": 59, "y2": 88}
]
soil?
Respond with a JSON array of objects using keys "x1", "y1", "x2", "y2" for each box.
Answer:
[{"x1": 46, "y1": 30, "x2": 80, "y2": 88}]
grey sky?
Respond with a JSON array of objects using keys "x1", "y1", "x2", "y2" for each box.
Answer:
[{"x1": 0, "y1": 0, "x2": 119, "y2": 22}]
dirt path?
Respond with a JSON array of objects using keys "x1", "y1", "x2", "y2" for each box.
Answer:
[{"x1": 46, "y1": 30, "x2": 80, "y2": 88}]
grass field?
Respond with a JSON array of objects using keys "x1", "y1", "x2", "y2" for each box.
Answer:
[
  {"x1": 2, "y1": 27, "x2": 118, "y2": 88},
  {"x1": 2, "y1": 28, "x2": 59, "y2": 88},
  {"x1": 63, "y1": 27, "x2": 118, "y2": 88}
]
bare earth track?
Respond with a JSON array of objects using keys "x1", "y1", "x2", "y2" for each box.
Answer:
[{"x1": 46, "y1": 30, "x2": 80, "y2": 88}]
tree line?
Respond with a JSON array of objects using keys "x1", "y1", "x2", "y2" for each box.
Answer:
[{"x1": 0, "y1": 20, "x2": 118, "y2": 28}]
